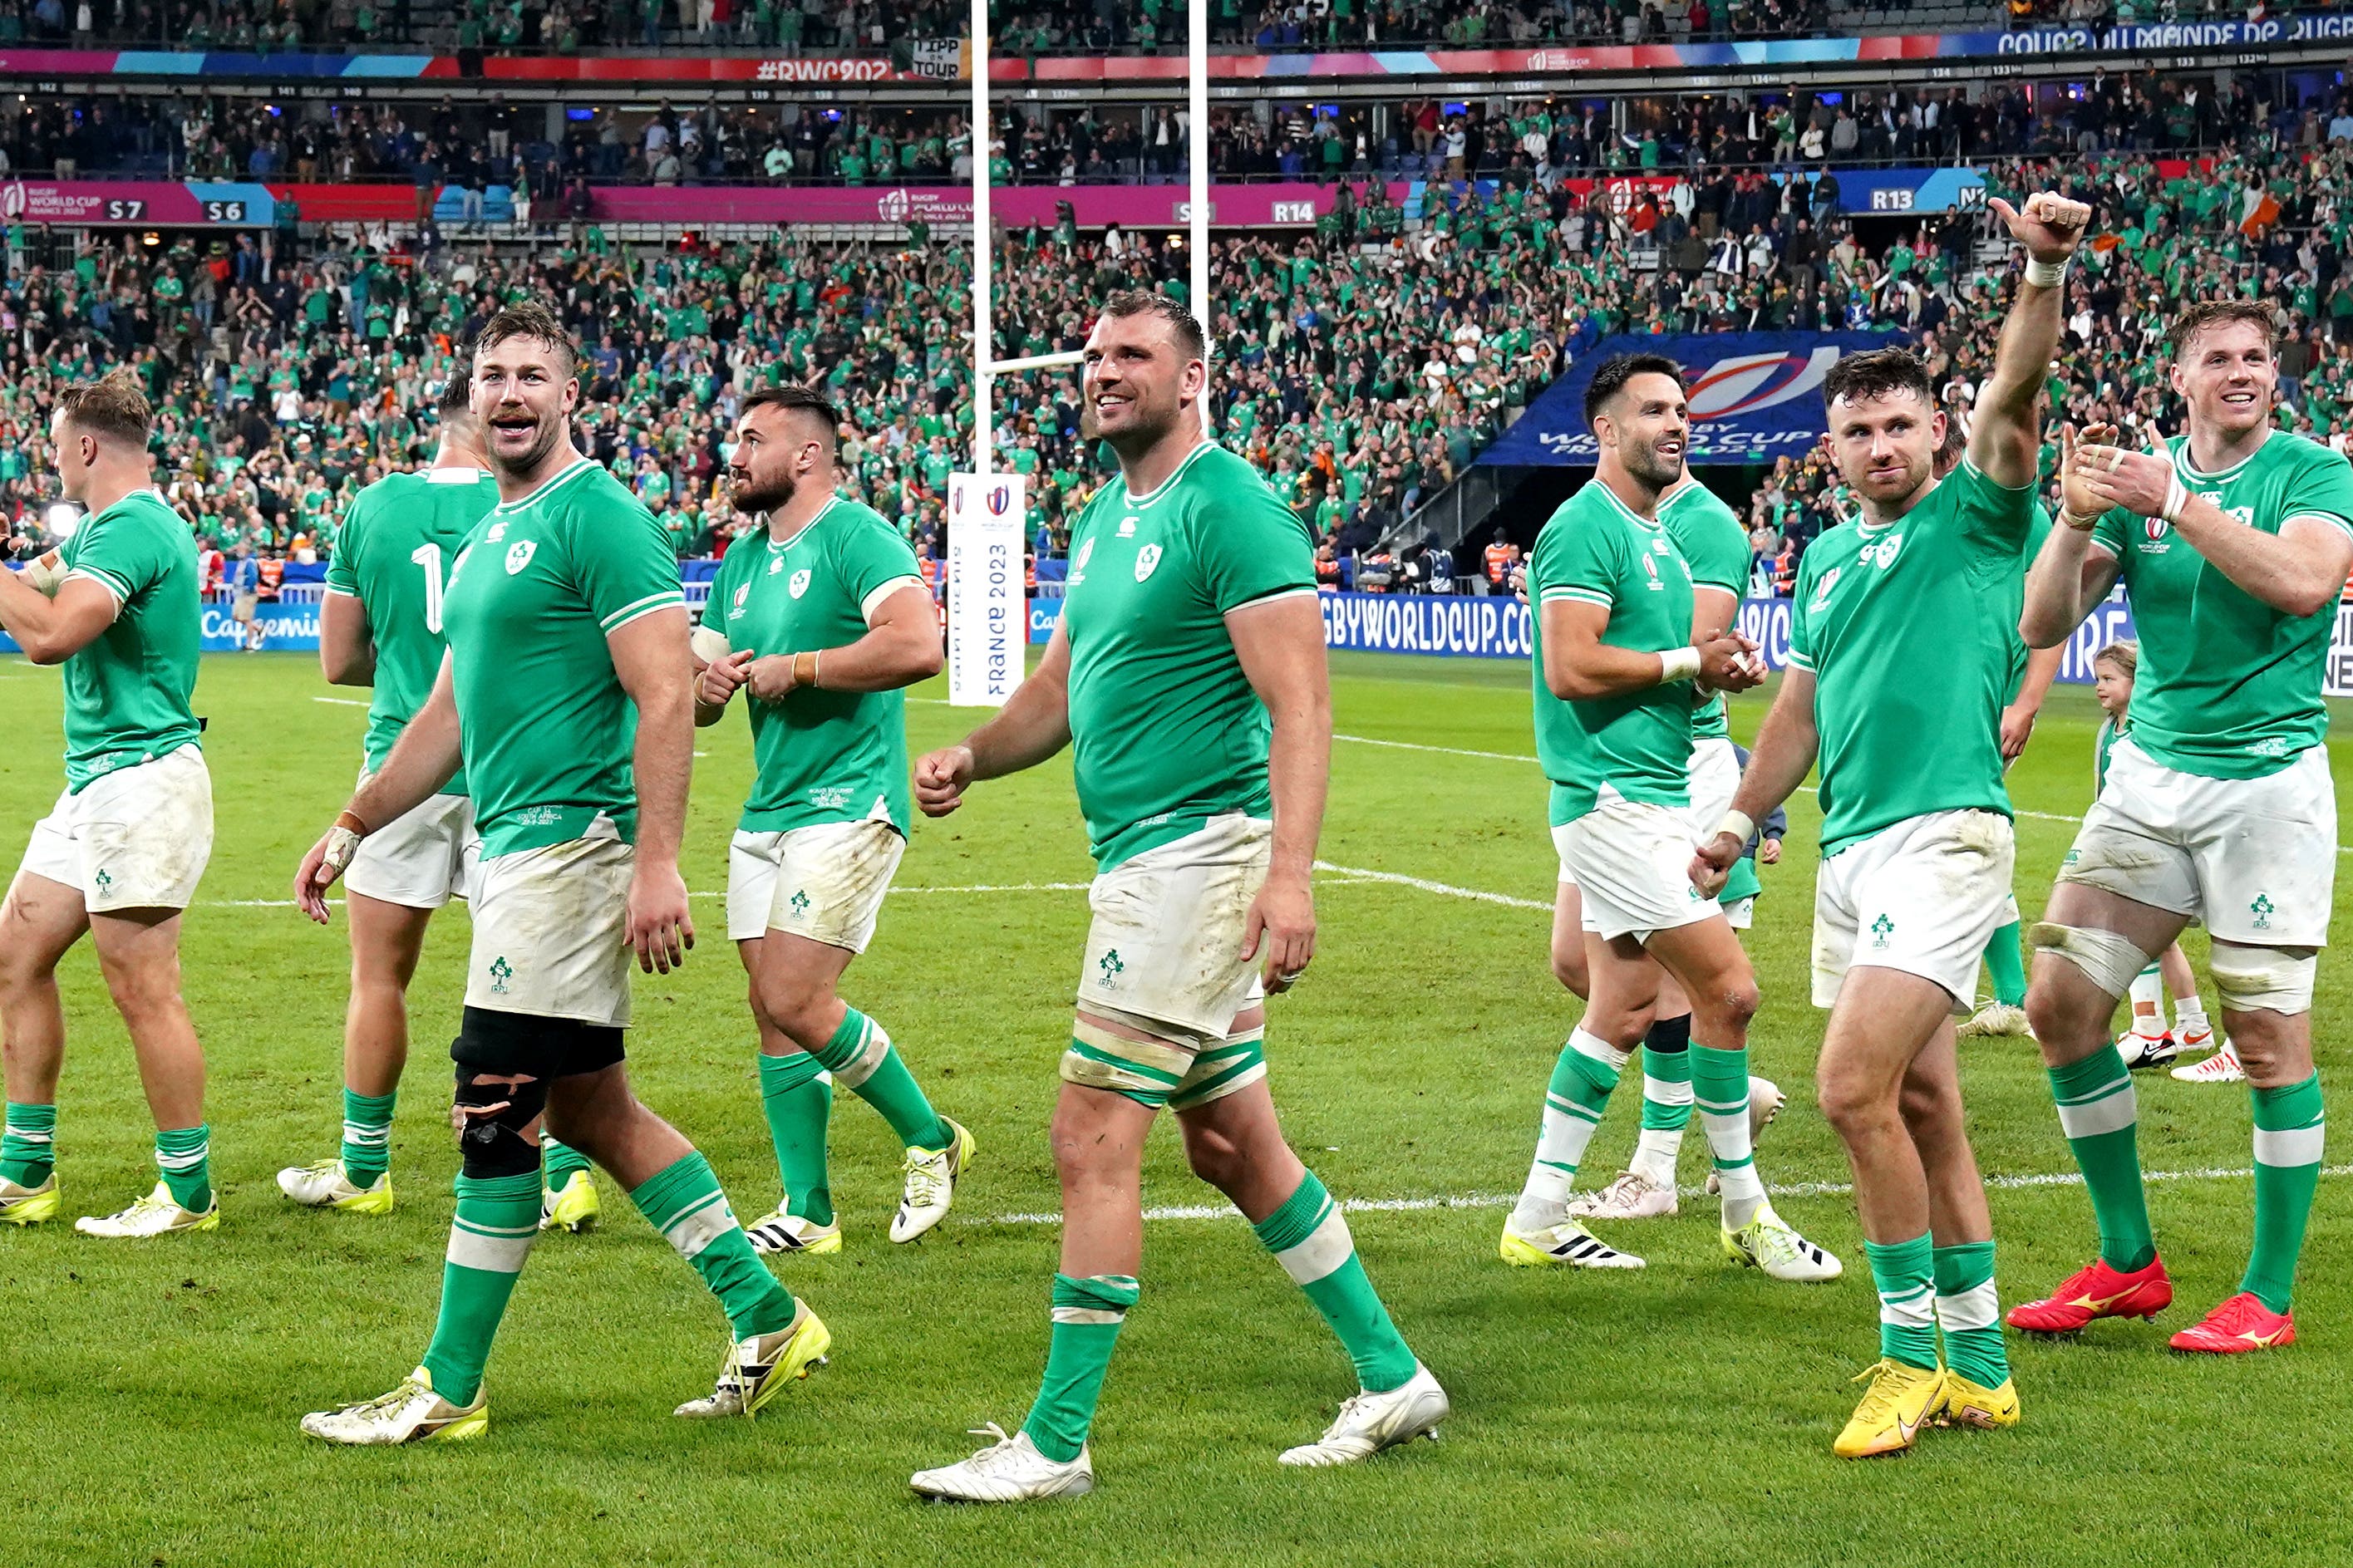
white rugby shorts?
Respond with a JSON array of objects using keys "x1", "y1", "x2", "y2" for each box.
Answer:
[
  {"x1": 2060, "y1": 736, "x2": 2334, "y2": 948},
  {"x1": 1077, "y1": 812, "x2": 1270, "y2": 1044},
  {"x1": 1813, "y1": 809, "x2": 2016, "y2": 1009},
  {"x1": 15, "y1": 745, "x2": 213, "y2": 913},
  {"x1": 726, "y1": 818, "x2": 904, "y2": 949},
  {"x1": 467, "y1": 824, "x2": 635, "y2": 1028},
  {"x1": 1553, "y1": 789, "x2": 1720, "y2": 944},
  {"x1": 344, "y1": 776, "x2": 478, "y2": 911}
]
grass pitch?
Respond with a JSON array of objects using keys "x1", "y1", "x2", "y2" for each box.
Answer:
[{"x1": 1, "y1": 650, "x2": 2346, "y2": 1568}]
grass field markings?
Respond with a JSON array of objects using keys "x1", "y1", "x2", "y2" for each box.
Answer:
[
  {"x1": 1334, "y1": 732, "x2": 1538, "y2": 764},
  {"x1": 980, "y1": 1163, "x2": 2353, "y2": 1226},
  {"x1": 1311, "y1": 859, "x2": 1552, "y2": 911},
  {"x1": 311, "y1": 696, "x2": 368, "y2": 708}
]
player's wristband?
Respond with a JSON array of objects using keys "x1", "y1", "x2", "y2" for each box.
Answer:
[
  {"x1": 2162, "y1": 474, "x2": 2190, "y2": 528},
  {"x1": 333, "y1": 809, "x2": 372, "y2": 837},
  {"x1": 792, "y1": 650, "x2": 820, "y2": 690},
  {"x1": 2023, "y1": 255, "x2": 2069, "y2": 288},
  {"x1": 1715, "y1": 809, "x2": 1756, "y2": 848},
  {"x1": 1658, "y1": 646, "x2": 1702, "y2": 684}
]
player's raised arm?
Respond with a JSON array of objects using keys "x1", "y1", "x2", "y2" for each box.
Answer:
[
  {"x1": 1970, "y1": 191, "x2": 2090, "y2": 488},
  {"x1": 1227, "y1": 592, "x2": 1329, "y2": 992},
  {"x1": 913, "y1": 621, "x2": 1074, "y2": 816}
]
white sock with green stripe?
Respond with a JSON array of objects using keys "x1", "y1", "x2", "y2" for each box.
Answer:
[
  {"x1": 1693, "y1": 1044, "x2": 1766, "y2": 1229},
  {"x1": 1510, "y1": 1027, "x2": 1626, "y2": 1232}
]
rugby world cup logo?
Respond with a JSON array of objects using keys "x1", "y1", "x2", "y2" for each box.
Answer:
[
  {"x1": 2145, "y1": 516, "x2": 2169, "y2": 542},
  {"x1": 1682, "y1": 347, "x2": 1845, "y2": 423},
  {"x1": 1, "y1": 183, "x2": 24, "y2": 222},
  {"x1": 988, "y1": 484, "x2": 1012, "y2": 516}
]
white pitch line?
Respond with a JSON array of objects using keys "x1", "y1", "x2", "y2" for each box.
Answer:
[
  {"x1": 982, "y1": 1163, "x2": 2353, "y2": 1226},
  {"x1": 1312, "y1": 859, "x2": 1552, "y2": 912},
  {"x1": 1335, "y1": 732, "x2": 1537, "y2": 764},
  {"x1": 313, "y1": 696, "x2": 368, "y2": 707}
]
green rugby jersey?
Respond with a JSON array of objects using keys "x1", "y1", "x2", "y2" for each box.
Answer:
[
  {"x1": 1788, "y1": 460, "x2": 2033, "y2": 856},
  {"x1": 708, "y1": 493, "x2": 923, "y2": 835},
  {"x1": 1530, "y1": 479, "x2": 1698, "y2": 826},
  {"x1": 58, "y1": 488, "x2": 202, "y2": 792},
  {"x1": 323, "y1": 466, "x2": 500, "y2": 794},
  {"x1": 2089, "y1": 430, "x2": 2353, "y2": 779},
  {"x1": 1657, "y1": 476, "x2": 1749, "y2": 743},
  {"x1": 441, "y1": 459, "x2": 685, "y2": 858},
  {"x1": 2095, "y1": 712, "x2": 2129, "y2": 791},
  {"x1": 1061, "y1": 440, "x2": 1315, "y2": 870}
]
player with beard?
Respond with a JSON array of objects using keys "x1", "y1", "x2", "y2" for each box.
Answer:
[
  {"x1": 292, "y1": 303, "x2": 826, "y2": 1444},
  {"x1": 1498, "y1": 352, "x2": 1839, "y2": 1285},
  {"x1": 1693, "y1": 191, "x2": 2089, "y2": 1456},
  {"x1": 908, "y1": 290, "x2": 1445, "y2": 1502},
  {"x1": 694, "y1": 384, "x2": 972, "y2": 1256},
  {"x1": 2011, "y1": 298, "x2": 2352, "y2": 1354}
]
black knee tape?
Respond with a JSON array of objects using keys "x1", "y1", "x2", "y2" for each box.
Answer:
[
  {"x1": 451, "y1": 1005, "x2": 627, "y2": 1081},
  {"x1": 453, "y1": 1066, "x2": 549, "y2": 1179},
  {"x1": 1643, "y1": 1012, "x2": 1692, "y2": 1054}
]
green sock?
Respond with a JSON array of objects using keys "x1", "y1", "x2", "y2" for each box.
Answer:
[
  {"x1": 1512, "y1": 1027, "x2": 1625, "y2": 1226},
  {"x1": 0, "y1": 1102, "x2": 57, "y2": 1187},
  {"x1": 1021, "y1": 1272, "x2": 1139, "y2": 1462},
  {"x1": 1252, "y1": 1171, "x2": 1417, "y2": 1394},
  {"x1": 1983, "y1": 919, "x2": 2027, "y2": 1008},
  {"x1": 155, "y1": 1124, "x2": 212, "y2": 1212},
  {"x1": 540, "y1": 1136, "x2": 593, "y2": 1190},
  {"x1": 810, "y1": 1007, "x2": 950, "y2": 1152},
  {"x1": 421, "y1": 1169, "x2": 540, "y2": 1405},
  {"x1": 1627, "y1": 1016, "x2": 1692, "y2": 1185},
  {"x1": 2243, "y1": 1074, "x2": 2325, "y2": 1313},
  {"x1": 757, "y1": 1051, "x2": 834, "y2": 1226},
  {"x1": 1932, "y1": 1240, "x2": 2010, "y2": 1389},
  {"x1": 1864, "y1": 1234, "x2": 1938, "y2": 1369},
  {"x1": 1692, "y1": 1044, "x2": 1768, "y2": 1227},
  {"x1": 341, "y1": 1089, "x2": 396, "y2": 1186},
  {"x1": 2048, "y1": 1046, "x2": 2156, "y2": 1271},
  {"x1": 628, "y1": 1152, "x2": 797, "y2": 1339}
]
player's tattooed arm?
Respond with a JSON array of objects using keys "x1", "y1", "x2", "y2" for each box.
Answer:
[
  {"x1": 915, "y1": 620, "x2": 1074, "y2": 815},
  {"x1": 1972, "y1": 191, "x2": 2090, "y2": 489}
]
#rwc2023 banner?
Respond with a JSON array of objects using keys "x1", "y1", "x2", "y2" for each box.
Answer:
[{"x1": 1477, "y1": 332, "x2": 1895, "y2": 469}]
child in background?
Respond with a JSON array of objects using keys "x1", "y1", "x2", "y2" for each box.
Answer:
[{"x1": 2091, "y1": 641, "x2": 2237, "y2": 1080}]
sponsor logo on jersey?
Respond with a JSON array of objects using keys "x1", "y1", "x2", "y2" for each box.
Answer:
[
  {"x1": 487, "y1": 522, "x2": 509, "y2": 543},
  {"x1": 790, "y1": 568, "x2": 812, "y2": 599},
  {"x1": 1118, "y1": 516, "x2": 1138, "y2": 538},
  {"x1": 505, "y1": 540, "x2": 536, "y2": 575},
  {"x1": 769, "y1": 554, "x2": 784, "y2": 574},
  {"x1": 1135, "y1": 543, "x2": 1164, "y2": 582}
]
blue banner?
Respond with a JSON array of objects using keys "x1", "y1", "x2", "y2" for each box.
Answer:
[
  {"x1": 1477, "y1": 332, "x2": 1895, "y2": 468},
  {"x1": 0, "y1": 601, "x2": 321, "y2": 654}
]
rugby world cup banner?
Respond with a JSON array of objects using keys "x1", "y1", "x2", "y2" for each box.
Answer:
[
  {"x1": 1476, "y1": 332, "x2": 1896, "y2": 468},
  {"x1": 591, "y1": 181, "x2": 1384, "y2": 229},
  {"x1": 0, "y1": 180, "x2": 275, "y2": 227},
  {"x1": 946, "y1": 473, "x2": 1026, "y2": 707}
]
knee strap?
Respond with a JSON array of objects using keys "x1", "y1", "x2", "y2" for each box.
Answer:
[
  {"x1": 2208, "y1": 941, "x2": 2317, "y2": 1017},
  {"x1": 453, "y1": 1066, "x2": 549, "y2": 1179},
  {"x1": 2027, "y1": 922, "x2": 2151, "y2": 1000}
]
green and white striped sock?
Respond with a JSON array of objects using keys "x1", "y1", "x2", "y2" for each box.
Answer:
[
  {"x1": 341, "y1": 1089, "x2": 396, "y2": 1186},
  {"x1": 1865, "y1": 1233, "x2": 1938, "y2": 1370},
  {"x1": 1510, "y1": 1028, "x2": 1626, "y2": 1231},
  {"x1": 155, "y1": 1123, "x2": 212, "y2": 1212},
  {"x1": 421, "y1": 1170, "x2": 541, "y2": 1405},
  {"x1": 0, "y1": 1102, "x2": 56, "y2": 1187},
  {"x1": 1021, "y1": 1272, "x2": 1139, "y2": 1463},
  {"x1": 1932, "y1": 1240, "x2": 2009, "y2": 1389},
  {"x1": 1628, "y1": 1015, "x2": 1692, "y2": 1186},
  {"x1": 628, "y1": 1151, "x2": 796, "y2": 1339},
  {"x1": 2243, "y1": 1074, "x2": 2324, "y2": 1313},
  {"x1": 810, "y1": 1007, "x2": 950, "y2": 1153},
  {"x1": 1252, "y1": 1171, "x2": 1417, "y2": 1394},
  {"x1": 2049, "y1": 1046, "x2": 2154, "y2": 1271},
  {"x1": 1694, "y1": 1044, "x2": 1766, "y2": 1229}
]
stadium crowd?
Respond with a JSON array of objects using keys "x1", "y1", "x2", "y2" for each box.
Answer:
[
  {"x1": 18, "y1": 0, "x2": 2322, "y2": 52},
  {"x1": 7, "y1": 111, "x2": 2353, "y2": 603}
]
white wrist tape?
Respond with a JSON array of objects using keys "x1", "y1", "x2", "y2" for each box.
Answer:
[
  {"x1": 1659, "y1": 646, "x2": 1702, "y2": 683},
  {"x1": 1716, "y1": 809, "x2": 1756, "y2": 848},
  {"x1": 2024, "y1": 255, "x2": 2069, "y2": 288},
  {"x1": 2162, "y1": 474, "x2": 2190, "y2": 527},
  {"x1": 322, "y1": 825, "x2": 362, "y2": 879}
]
